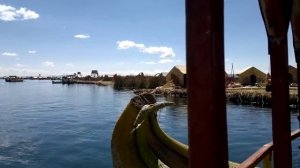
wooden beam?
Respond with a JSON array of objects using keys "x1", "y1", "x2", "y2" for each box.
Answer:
[
  {"x1": 186, "y1": 0, "x2": 228, "y2": 167},
  {"x1": 259, "y1": 1, "x2": 292, "y2": 167},
  {"x1": 270, "y1": 37, "x2": 292, "y2": 168}
]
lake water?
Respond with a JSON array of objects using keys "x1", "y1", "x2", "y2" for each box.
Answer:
[{"x1": 0, "y1": 80, "x2": 299, "y2": 167}]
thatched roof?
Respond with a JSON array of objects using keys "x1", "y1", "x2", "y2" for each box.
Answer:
[
  {"x1": 237, "y1": 66, "x2": 267, "y2": 85},
  {"x1": 166, "y1": 65, "x2": 187, "y2": 87},
  {"x1": 238, "y1": 66, "x2": 266, "y2": 76},
  {"x1": 173, "y1": 65, "x2": 186, "y2": 74}
]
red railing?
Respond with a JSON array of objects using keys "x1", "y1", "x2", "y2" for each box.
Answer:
[{"x1": 239, "y1": 129, "x2": 300, "y2": 168}]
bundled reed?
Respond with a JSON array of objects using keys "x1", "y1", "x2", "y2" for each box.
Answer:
[
  {"x1": 113, "y1": 74, "x2": 166, "y2": 90},
  {"x1": 226, "y1": 88, "x2": 298, "y2": 108}
]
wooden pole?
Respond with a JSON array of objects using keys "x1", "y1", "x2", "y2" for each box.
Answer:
[
  {"x1": 259, "y1": 0, "x2": 292, "y2": 167},
  {"x1": 291, "y1": 0, "x2": 300, "y2": 116},
  {"x1": 269, "y1": 37, "x2": 292, "y2": 168},
  {"x1": 186, "y1": 0, "x2": 229, "y2": 167}
]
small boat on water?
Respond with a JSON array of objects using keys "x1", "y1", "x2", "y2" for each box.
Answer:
[
  {"x1": 5, "y1": 76, "x2": 23, "y2": 82},
  {"x1": 61, "y1": 77, "x2": 75, "y2": 84}
]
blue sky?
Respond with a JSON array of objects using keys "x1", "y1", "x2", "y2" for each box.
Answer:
[{"x1": 0, "y1": 0, "x2": 296, "y2": 76}]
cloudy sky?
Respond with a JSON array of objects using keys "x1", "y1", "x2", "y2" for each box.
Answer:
[{"x1": 0, "y1": 0, "x2": 297, "y2": 76}]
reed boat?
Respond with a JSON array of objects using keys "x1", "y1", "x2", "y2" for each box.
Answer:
[
  {"x1": 111, "y1": 93, "x2": 240, "y2": 168},
  {"x1": 5, "y1": 76, "x2": 23, "y2": 82},
  {"x1": 111, "y1": 93, "x2": 300, "y2": 168}
]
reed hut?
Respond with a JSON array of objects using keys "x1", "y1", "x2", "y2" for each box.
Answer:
[
  {"x1": 288, "y1": 65, "x2": 297, "y2": 84},
  {"x1": 166, "y1": 65, "x2": 187, "y2": 88},
  {"x1": 237, "y1": 66, "x2": 267, "y2": 86}
]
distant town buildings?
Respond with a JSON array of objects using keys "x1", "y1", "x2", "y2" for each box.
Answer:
[
  {"x1": 91, "y1": 70, "x2": 99, "y2": 78},
  {"x1": 77, "y1": 72, "x2": 82, "y2": 78}
]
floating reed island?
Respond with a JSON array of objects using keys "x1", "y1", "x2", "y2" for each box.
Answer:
[
  {"x1": 135, "y1": 86, "x2": 299, "y2": 108},
  {"x1": 226, "y1": 87, "x2": 298, "y2": 108},
  {"x1": 134, "y1": 87, "x2": 187, "y2": 97},
  {"x1": 64, "y1": 79, "x2": 113, "y2": 86},
  {"x1": 133, "y1": 80, "x2": 187, "y2": 97}
]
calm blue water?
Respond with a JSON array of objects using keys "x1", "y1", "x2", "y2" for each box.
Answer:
[{"x1": 0, "y1": 80, "x2": 299, "y2": 167}]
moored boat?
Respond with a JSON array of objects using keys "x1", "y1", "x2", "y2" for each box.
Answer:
[
  {"x1": 62, "y1": 77, "x2": 75, "y2": 84},
  {"x1": 5, "y1": 76, "x2": 24, "y2": 82}
]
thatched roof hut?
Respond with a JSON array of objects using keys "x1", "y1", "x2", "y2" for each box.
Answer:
[
  {"x1": 166, "y1": 65, "x2": 187, "y2": 88},
  {"x1": 288, "y1": 65, "x2": 297, "y2": 83},
  {"x1": 237, "y1": 66, "x2": 267, "y2": 86}
]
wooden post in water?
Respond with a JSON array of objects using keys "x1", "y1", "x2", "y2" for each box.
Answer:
[
  {"x1": 186, "y1": 0, "x2": 229, "y2": 167},
  {"x1": 259, "y1": 0, "x2": 292, "y2": 167}
]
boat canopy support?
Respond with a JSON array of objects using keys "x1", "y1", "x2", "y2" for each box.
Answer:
[{"x1": 186, "y1": 0, "x2": 229, "y2": 167}]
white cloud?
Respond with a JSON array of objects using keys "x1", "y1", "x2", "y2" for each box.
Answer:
[
  {"x1": 176, "y1": 59, "x2": 181, "y2": 63},
  {"x1": 117, "y1": 40, "x2": 175, "y2": 58},
  {"x1": 158, "y1": 59, "x2": 174, "y2": 64},
  {"x1": 142, "y1": 46, "x2": 175, "y2": 58},
  {"x1": 74, "y1": 34, "x2": 90, "y2": 39},
  {"x1": 117, "y1": 40, "x2": 145, "y2": 50},
  {"x1": 116, "y1": 62, "x2": 125, "y2": 65},
  {"x1": 42, "y1": 61, "x2": 55, "y2": 68},
  {"x1": 28, "y1": 50, "x2": 37, "y2": 54},
  {"x1": 65, "y1": 63, "x2": 74, "y2": 67},
  {"x1": 2, "y1": 52, "x2": 17, "y2": 57},
  {"x1": 0, "y1": 4, "x2": 39, "y2": 21}
]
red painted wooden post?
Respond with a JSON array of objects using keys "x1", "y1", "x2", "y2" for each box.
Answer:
[
  {"x1": 259, "y1": 0, "x2": 292, "y2": 167},
  {"x1": 186, "y1": 0, "x2": 229, "y2": 167},
  {"x1": 291, "y1": 0, "x2": 300, "y2": 111},
  {"x1": 269, "y1": 36, "x2": 292, "y2": 168}
]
